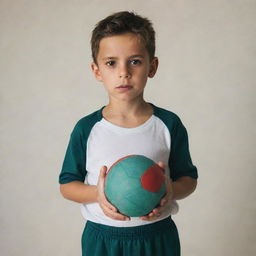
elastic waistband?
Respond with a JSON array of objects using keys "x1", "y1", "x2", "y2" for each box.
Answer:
[{"x1": 85, "y1": 217, "x2": 174, "y2": 240}]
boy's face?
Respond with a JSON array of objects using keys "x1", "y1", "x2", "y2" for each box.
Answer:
[{"x1": 91, "y1": 33, "x2": 158, "y2": 103}]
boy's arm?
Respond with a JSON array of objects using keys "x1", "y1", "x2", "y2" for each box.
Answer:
[
  {"x1": 59, "y1": 166, "x2": 130, "y2": 221},
  {"x1": 60, "y1": 181, "x2": 97, "y2": 204},
  {"x1": 171, "y1": 176, "x2": 197, "y2": 200}
]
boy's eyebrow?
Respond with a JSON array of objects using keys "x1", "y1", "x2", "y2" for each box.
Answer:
[
  {"x1": 129, "y1": 54, "x2": 145, "y2": 59},
  {"x1": 102, "y1": 54, "x2": 145, "y2": 60}
]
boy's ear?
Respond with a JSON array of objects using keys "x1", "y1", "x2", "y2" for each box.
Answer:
[
  {"x1": 148, "y1": 57, "x2": 159, "y2": 78},
  {"x1": 91, "y1": 62, "x2": 103, "y2": 82}
]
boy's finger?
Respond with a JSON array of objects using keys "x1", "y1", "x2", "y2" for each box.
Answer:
[
  {"x1": 98, "y1": 166, "x2": 108, "y2": 189},
  {"x1": 103, "y1": 205, "x2": 130, "y2": 221},
  {"x1": 140, "y1": 215, "x2": 158, "y2": 221},
  {"x1": 103, "y1": 199, "x2": 118, "y2": 212},
  {"x1": 139, "y1": 207, "x2": 160, "y2": 220},
  {"x1": 101, "y1": 201, "x2": 116, "y2": 213},
  {"x1": 157, "y1": 161, "x2": 165, "y2": 170},
  {"x1": 160, "y1": 196, "x2": 168, "y2": 206},
  {"x1": 112, "y1": 212, "x2": 130, "y2": 221},
  {"x1": 100, "y1": 166, "x2": 108, "y2": 177}
]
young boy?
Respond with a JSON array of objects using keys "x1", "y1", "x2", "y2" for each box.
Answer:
[{"x1": 59, "y1": 11, "x2": 198, "y2": 256}]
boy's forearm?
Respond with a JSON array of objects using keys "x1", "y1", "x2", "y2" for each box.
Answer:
[
  {"x1": 60, "y1": 177, "x2": 197, "y2": 204},
  {"x1": 172, "y1": 176, "x2": 197, "y2": 200},
  {"x1": 60, "y1": 181, "x2": 98, "y2": 204}
]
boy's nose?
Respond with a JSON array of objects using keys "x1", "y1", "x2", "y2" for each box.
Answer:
[
  {"x1": 119, "y1": 65, "x2": 131, "y2": 79},
  {"x1": 119, "y1": 74, "x2": 131, "y2": 79}
]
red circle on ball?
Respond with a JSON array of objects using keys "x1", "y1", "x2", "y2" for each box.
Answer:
[{"x1": 140, "y1": 164, "x2": 165, "y2": 192}]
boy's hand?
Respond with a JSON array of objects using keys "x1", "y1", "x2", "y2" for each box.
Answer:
[
  {"x1": 139, "y1": 162, "x2": 173, "y2": 221},
  {"x1": 97, "y1": 166, "x2": 130, "y2": 221}
]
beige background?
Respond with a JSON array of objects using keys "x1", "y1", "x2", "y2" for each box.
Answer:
[{"x1": 1, "y1": 0, "x2": 256, "y2": 255}]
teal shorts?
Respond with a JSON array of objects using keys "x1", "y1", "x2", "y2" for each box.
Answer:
[{"x1": 81, "y1": 217, "x2": 180, "y2": 256}]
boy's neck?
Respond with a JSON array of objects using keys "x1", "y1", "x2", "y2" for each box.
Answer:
[
  {"x1": 102, "y1": 99, "x2": 153, "y2": 128},
  {"x1": 104, "y1": 99, "x2": 152, "y2": 117}
]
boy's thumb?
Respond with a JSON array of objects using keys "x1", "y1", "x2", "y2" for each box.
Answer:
[{"x1": 100, "y1": 166, "x2": 108, "y2": 177}]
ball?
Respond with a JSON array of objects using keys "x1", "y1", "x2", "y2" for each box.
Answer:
[{"x1": 104, "y1": 155, "x2": 166, "y2": 217}]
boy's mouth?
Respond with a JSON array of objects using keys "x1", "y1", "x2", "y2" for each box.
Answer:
[{"x1": 116, "y1": 85, "x2": 133, "y2": 89}]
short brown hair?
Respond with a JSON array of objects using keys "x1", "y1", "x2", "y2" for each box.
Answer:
[{"x1": 91, "y1": 11, "x2": 156, "y2": 64}]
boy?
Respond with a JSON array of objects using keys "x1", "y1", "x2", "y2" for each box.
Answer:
[{"x1": 59, "y1": 11, "x2": 198, "y2": 256}]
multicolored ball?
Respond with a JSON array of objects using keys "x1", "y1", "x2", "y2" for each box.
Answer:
[{"x1": 104, "y1": 155, "x2": 166, "y2": 217}]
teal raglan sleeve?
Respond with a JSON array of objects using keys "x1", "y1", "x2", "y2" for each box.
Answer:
[
  {"x1": 152, "y1": 104, "x2": 198, "y2": 181},
  {"x1": 169, "y1": 116, "x2": 198, "y2": 181},
  {"x1": 59, "y1": 122, "x2": 87, "y2": 184}
]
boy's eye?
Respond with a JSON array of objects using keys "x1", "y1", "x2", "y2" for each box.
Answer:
[
  {"x1": 106, "y1": 61, "x2": 116, "y2": 66},
  {"x1": 130, "y1": 59, "x2": 142, "y2": 65}
]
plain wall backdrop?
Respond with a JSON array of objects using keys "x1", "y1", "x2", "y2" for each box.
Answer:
[{"x1": 1, "y1": 0, "x2": 255, "y2": 255}]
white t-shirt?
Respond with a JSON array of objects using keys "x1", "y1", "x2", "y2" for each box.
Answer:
[
  {"x1": 59, "y1": 104, "x2": 198, "y2": 227},
  {"x1": 83, "y1": 115, "x2": 178, "y2": 227}
]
